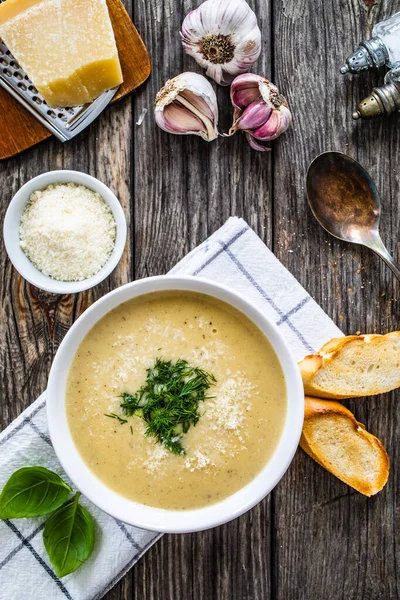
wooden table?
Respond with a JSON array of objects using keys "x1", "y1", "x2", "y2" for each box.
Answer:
[{"x1": 1, "y1": 0, "x2": 399, "y2": 598}]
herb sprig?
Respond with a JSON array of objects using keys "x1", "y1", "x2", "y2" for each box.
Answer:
[
  {"x1": 113, "y1": 358, "x2": 216, "y2": 455},
  {"x1": 104, "y1": 412, "x2": 128, "y2": 425}
]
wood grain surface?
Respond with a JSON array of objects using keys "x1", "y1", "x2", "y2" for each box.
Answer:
[
  {"x1": 0, "y1": 0, "x2": 151, "y2": 160},
  {"x1": 1, "y1": 0, "x2": 399, "y2": 599}
]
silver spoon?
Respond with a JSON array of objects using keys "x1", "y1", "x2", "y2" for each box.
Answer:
[{"x1": 306, "y1": 151, "x2": 400, "y2": 280}]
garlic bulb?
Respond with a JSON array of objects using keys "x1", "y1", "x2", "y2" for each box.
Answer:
[
  {"x1": 230, "y1": 74, "x2": 292, "y2": 151},
  {"x1": 180, "y1": 0, "x2": 261, "y2": 86},
  {"x1": 155, "y1": 72, "x2": 218, "y2": 141}
]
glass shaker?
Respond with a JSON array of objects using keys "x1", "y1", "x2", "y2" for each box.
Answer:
[
  {"x1": 341, "y1": 11, "x2": 400, "y2": 75},
  {"x1": 341, "y1": 11, "x2": 400, "y2": 119}
]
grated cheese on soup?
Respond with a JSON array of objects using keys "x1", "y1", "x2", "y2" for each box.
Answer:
[
  {"x1": 19, "y1": 183, "x2": 116, "y2": 282},
  {"x1": 66, "y1": 292, "x2": 288, "y2": 510}
]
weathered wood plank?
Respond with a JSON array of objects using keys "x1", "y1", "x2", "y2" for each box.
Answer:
[
  {"x1": 273, "y1": 0, "x2": 400, "y2": 598},
  {"x1": 0, "y1": 92, "x2": 134, "y2": 600},
  {"x1": 125, "y1": 0, "x2": 274, "y2": 598}
]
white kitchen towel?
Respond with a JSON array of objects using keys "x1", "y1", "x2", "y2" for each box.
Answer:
[{"x1": 0, "y1": 217, "x2": 342, "y2": 600}]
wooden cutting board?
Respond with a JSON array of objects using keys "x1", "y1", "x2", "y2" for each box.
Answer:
[{"x1": 0, "y1": 0, "x2": 151, "y2": 160}]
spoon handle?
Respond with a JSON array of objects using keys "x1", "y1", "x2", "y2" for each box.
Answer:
[{"x1": 367, "y1": 235, "x2": 400, "y2": 280}]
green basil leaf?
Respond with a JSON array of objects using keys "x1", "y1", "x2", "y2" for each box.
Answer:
[
  {"x1": 43, "y1": 492, "x2": 96, "y2": 578},
  {"x1": 0, "y1": 466, "x2": 72, "y2": 519}
]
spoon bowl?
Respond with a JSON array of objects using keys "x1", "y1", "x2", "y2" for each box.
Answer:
[{"x1": 306, "y1": 151, "x2": 400, "y2": 280}]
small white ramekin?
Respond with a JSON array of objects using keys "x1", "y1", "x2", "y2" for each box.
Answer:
[
  {"x1": 3, "y1": 170, "x2": 127, "y2": 294},
  {"x1": 47, "y1": 275, "x2": 304, "y2": 533}
]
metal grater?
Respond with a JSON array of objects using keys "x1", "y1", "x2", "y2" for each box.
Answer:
[{"x1": 0, "y1": 31, "x2": 118, "y2": 142}]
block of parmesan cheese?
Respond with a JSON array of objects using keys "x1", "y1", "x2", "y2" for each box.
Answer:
[{"x1": 0, "y1": 0, "x2": 123, "y2": 107}]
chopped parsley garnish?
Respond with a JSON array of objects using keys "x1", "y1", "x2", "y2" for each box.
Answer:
[{"x1": 106, "y1": 358, "x2": 216, "y2": 455}]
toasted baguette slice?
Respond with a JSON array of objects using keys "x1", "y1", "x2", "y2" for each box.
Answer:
[
  {"x1": 300, "y1": 397, "x2": 389, "y2": 496},
  {"x1": 299, "y1": 332, "x2": 400, "y2": 399}
]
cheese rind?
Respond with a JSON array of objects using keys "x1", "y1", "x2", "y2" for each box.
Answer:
[
  {"x1": 0, "y1": 0, "x2": 123, "y2": 107},
  {"x1": 43, "y1": 75, "x2": 92, "y2": 108},
  {"x1": 77, "y1": 57, "x2": 123, "y2": 99}
]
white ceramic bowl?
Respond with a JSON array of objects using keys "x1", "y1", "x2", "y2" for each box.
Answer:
[
  {"x1": 3, "y1": 170, "x2": 127, "y2": 294},
  {"x1": 47, "y1": 276, "x2": 304, "y2": 533}
]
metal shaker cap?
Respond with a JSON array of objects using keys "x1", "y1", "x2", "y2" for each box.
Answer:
[
  {"x1": 353, "y1": 82, "x2": 400, "y2": 119},
  {"x1": 352, "y1": 93, "x2": 384, "y2": 119},
  {"x1": 340, "y1": 38, "x2": 389, "y2": 74}
]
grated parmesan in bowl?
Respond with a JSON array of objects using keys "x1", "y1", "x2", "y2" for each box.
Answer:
[
  {"x1": 4, "y1": 170, "x2": 127, "y2": 294},
  {"x1": 20, "y1": 183, "x2": 116, "y2": 282}
]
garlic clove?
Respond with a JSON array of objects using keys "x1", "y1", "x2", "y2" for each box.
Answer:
[
  {"x1": 181, "y1": 0, "x2": 261, "y2": 86},
  {"x1": 252, "y1": 110, "x2": 280, "y2": 140},
  {"x1": 229, "y1": 74, "x2": 292, "y2": 150},
  {"x1": 179, "y1": 90, "x2": 216, "y2": 122},
  {"x1": 230, "y1": 73, "x2": 264, "y2": 105},
  {"x1": 252, "y1": 105, "x2": 292, "y2": 140},
  {"x1": 231, "y1": 100, "x2": 272, "y2": 132},
  {"x1": 231, "y1": 86, "x2": 262, "y2": 110},
  {"x1": 159, "y1": 103, "x2": 208, "y2": 135},
  {"x1": 155, "y1": 72, "x2": 218, "y2": 141}
]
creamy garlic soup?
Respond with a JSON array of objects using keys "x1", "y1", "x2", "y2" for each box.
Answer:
[{"x1": 66, "y1": 291, "x2": 287, "y2": 510}]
